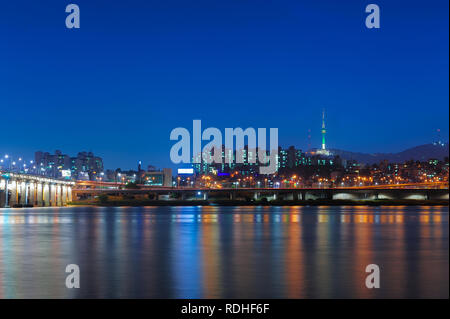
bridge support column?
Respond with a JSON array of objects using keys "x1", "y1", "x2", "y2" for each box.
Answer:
[
  {"x1": 15, "y1": 181, "x2": 21, "y2": 205},
  {"x1": 28, "y1": 182, "x2": 35, "y2": 206},
  {"x1": 54, "y1": 185, "x2": 58, "y2": 206},
  {"x1": 54, "y1": 184, "x2": 58, "y2": 206},
  {"x1": 254, "y1": 192, "x2": 259, "y2": 200},
  {"x1": 68, "y1": 186, "x2": 72, "y2": 202},
  {"x1": 203, "y1": 192, "x2": 208, "y2": 200},
  {"x1": 37, "y1": 183, "x2": 44, "y2": 206},
  {"x1": 48, "y1": 183, "x2": 52, "y2": 206},
  {"x1": 0, "y1": 178, "x2": 9, "y2": 207},
  {"x1": 50, "y1": 184, "x2": 57, "y2": 206},
  {"x1": 34, "y1": 183, "x2": 39, "y2": 206},
  {"x1": 17, "y1": 180, "x2": 24, "y2": 205},
  {"x1": 57, "y1": 185, "x2": 62, "y2": 206},
  {"x1": 326, "y1": 190, "x2": 333, "y2": 200},
  {"x1": 43, "y1": 183, "x2": 50, "y2": 206},
  {"x1": 61, "y1": 186, "x2": 67, "y2": 205},
  {"x1": 16, "y1": 180, "x2": 24, "y2": 205},
  {"x1": 301, "y1": 191, "x2": 306, "y2": 200},
  {"x1": 9, "y1": 180, "x2": 18, "y2": 206},
  {"x1": 24, "y1": 182, "x2": 29, "y2": 205},
  {"x1": 0, "y1": 189, "x2": 4, "y2": 207},
  {"x1": 34, "y1": 182, "x2": 39, "y2": 206}
]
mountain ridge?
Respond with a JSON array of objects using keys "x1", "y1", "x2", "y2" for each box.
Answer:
[{"x1": 329, "y1": 143, "x2": 449, "y2": 165}]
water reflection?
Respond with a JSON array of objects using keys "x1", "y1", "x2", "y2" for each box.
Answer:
[{"x1": 0, "y1": 206, "x2": 448, "y2": 298}]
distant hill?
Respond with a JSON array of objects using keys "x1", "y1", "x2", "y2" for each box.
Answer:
[{"x1": 330, "y1": 143, "x2": 449, "y2": 165}]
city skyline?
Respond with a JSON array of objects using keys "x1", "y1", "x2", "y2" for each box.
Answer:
[
  {"x1": 1, "y1": 134, "x2": 449, "y2": 172},
  {"x1": 1, "y1": 0, "x2": 448, "y2": 170},
  {"x1": 1, "y1": 138, "x2": 448, "y2": 179}
]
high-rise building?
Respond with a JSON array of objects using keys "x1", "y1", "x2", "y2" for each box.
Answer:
[
  {"x1": 35, "y1": 150, "x2": 104, "y2": 180},
  {"x1": 70, "y1": 152, "x2": 104, "y2": 180}
]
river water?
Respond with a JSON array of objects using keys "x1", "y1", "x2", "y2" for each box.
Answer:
[{"x1": 0, "y1": 205, "x2": 448, "y2": 298}]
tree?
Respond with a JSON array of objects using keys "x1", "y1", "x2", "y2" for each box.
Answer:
[
  {"x1": 125, "y1": 182, "x2": 139, "y2": 189},
  {"x1": 98, "y1": 194, "x2": 109, "y2": 204}
]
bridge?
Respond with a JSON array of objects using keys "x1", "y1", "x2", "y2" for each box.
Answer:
[
  {"x1": 1, "y1": 173, "x2": 448, "y2": 207},
  {"x1": 0, "y1": 172, "x2": 74, "y2": 207},
  {"x1": 72, "y1": 181, "x2": 449, "y2": 202}
]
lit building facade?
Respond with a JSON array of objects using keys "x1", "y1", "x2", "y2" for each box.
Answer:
[{"x1": 34, "y1": 150, "x2": 104, "y2": 180}]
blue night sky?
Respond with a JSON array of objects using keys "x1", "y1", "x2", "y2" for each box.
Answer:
[{"x1": 0, "y1": 0, "x2": 448, "y2": 170}]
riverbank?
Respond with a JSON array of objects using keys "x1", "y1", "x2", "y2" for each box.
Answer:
[{"x1": 68, "y1": 199, "x2": 449, "y2": 207}]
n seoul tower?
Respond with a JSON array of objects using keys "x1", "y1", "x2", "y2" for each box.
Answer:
[
  {"x1": 316, "y1": 110, "x2": 330, "y2": 156},
  {"x1": 321, "y1": 110, "x2": 326, "y2": 151}
]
